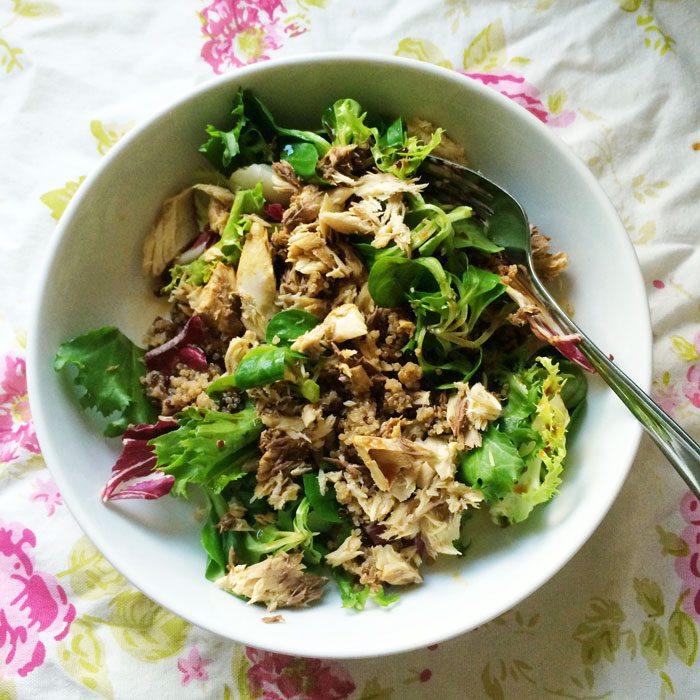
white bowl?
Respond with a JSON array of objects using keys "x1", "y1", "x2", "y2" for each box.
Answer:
[{"x1": 27, "y1": 54, "x2": 651, "y2": 658}]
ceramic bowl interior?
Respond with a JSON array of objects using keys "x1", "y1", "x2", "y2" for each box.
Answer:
[{"x1": 28, "y1": 54, "x2": 651, "y2": 658}]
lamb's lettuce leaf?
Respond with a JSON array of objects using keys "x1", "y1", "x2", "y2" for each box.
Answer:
[
  {"x1": 54, "y1": 327, "x2": 156, "y2": 437},
  {"x1": 232, "y1": 345, "x2": 302, "y2": 390},
  {"x1": 281, "y1": 142, "x2": 319, "y2": 178},
  {"x1": 265, "y1": 309, "x2": 320, "y2": 346}
]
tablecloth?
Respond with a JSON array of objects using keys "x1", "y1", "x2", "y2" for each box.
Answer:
[{"x1": 2, "y1": 1, "x2": 699, "y2": 698}]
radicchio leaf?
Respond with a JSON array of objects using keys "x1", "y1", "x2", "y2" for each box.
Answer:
[
  {"x1": 144, "y1": 315, "x2": 208, "y2": 374},
  {"x1": 101, "y1": 420, "x2": 178, "y2": 501},
  {"x1": 174, "y1": 227, "x2": 219, "y2": 265}
]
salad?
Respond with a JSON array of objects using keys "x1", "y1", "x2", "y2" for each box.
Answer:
[{"x1": 55, "y1": 90, "x2": 587, "y2": 613}]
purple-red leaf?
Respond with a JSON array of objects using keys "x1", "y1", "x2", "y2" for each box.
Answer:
[
  {"x1": 144, "y1": 315, "x2": 208, "y2": 374},
  {"x1": 101, "y1": 420, "x2": 178, "y2": 502},
  {"x1": 174, "y1": 227, "x2": 218, "y2": 265}
]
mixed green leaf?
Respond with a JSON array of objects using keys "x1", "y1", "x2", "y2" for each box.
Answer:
[{"x1": 54, "y1": 327, "x2": 156, "y2": 437}]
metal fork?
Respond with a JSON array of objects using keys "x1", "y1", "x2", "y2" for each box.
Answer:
[{"x1": 422, "y1": 155, "x2": 700, "y2": 498}]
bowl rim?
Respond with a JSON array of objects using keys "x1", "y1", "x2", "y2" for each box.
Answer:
[{"x1": 26, "y1": 51, "x2": 652, "y2": 658}]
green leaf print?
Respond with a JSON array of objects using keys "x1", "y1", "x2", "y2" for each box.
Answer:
[
  {"x1": 11, "y1": 0, "x2": 59, "y2": 17},
  {"x1": 659, "y1": 672, "x2": 674, "y2": 698},
  {"x1": 463, "y1": 20, "x2": 506, "y2": 72},
  {"x1": 618, "y1": 0, "x2": 642, "y2": 11},
  {"x1": 106, "y1": 591, "x2": 189, "y2": 662},
  {"x1": 40, "y1": 177, "x2": 86, "y2": 220},
  {"x1": 90, "y1": 120, "x2": 130, "y2": 156},
  {"x1": 480, "y1": 663, "x2": 505, "y2": 700},
  {"x1": 357, "y1": 678, "x2": 395, "y2": 700},
  {"x1": 0, "y1": 37, "x2": 24, "y2": 75},
  {"x1": 0, "y1": 676, "x2": 16, "y2": 700},
  {"x1": 640, "y1": 620, "x2": 669, "y2": 672},
  {"x1": 633, "y1": 578, "x2": 665, "y2": 618},
  {"x1": 57, "y1": 617, "x2": 113, "y2": 699},
  {"x1": 573, "y1": 598, "x2": 625, "y2": 665},
  {"x1": 231, "y1": 646, "x2": 255, "y2": 700},
  {"x1": 668, "y1": 605, "x2": 698, "y2": 667},
  {"x1": 395, "y1": 38, "x2": 452, "y2": 68},
  {"x1": 57, "y1": 536, "x2": 127, "y2": 600},
  {"x1": 656, "y1": 526, "x2": 691, "y2": 557},
  {"x1": 670, "y1": 336, "x2": 700, "y2": 363}
]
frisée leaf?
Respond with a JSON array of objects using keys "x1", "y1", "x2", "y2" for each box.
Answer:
[{"x1": 151, "y1": 406, "x2": 263, "y2": 497}]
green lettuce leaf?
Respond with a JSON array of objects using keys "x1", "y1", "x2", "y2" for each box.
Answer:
[
  {"x1": 199, "y1": 88, "x2": 274, "y2": 173},
  {"x1": 371, "y1": 117, "x2": 442, "y2": 179},
  {"x1": 490, "y1": 357, "x2": 572, "y2": 524},
  {"x1": 332, "y1": 569, "x2": 399, "y2": 611},
  {"x1": 322, "y1": 98, "x2": 373, "y2": 146},
  {"x1": 458, "y1": 426, "x2": 524, "y2": 502},
  {"x1": 219, "y1": 182, "x2": 265, "y2": 265},
  {"x1": 151, "y1": 406, "x2": 263, "y2": 497},
  {"x1": 54, "y1": 326, "x2": 156, "y2": 437}
]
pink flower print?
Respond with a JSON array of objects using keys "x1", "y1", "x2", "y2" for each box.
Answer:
[
  {"x1": 177, "y1": 645, "x2": 212, "y2": 685},
  {"x1": 653, "y1": 382, "x2": 683, "y2": 415},
  {"x1": 200, "y1": 0, "x2": 287, "y2": 74},
  {"x1": 29, "y1": 478, "x2": 62, "y2": 517},
  {"x1": 463, "y1": 71, "x2": 576, "y2": 128},
  {"x1": 684, "y1": 365, "x2": 700, "y2": 409},
  {"x1": 246, "y1": 647, "x2": 355, "y2": 700},
  {"x1": 674, "y1": 492, "x2": 700, "y2": 620},
  {"x1": 0, "y1": 354, "x2": 40, "y2": 464},
  {"x1": 0, "y1": 521, "x2": 76, "y2": 676}
]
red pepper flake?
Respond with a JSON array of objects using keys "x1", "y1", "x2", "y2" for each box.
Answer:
[
  {"x1": 652, "y1": 279, "x2": 665, "y2": 289},
  {"x1": 216, "y1": 439, "x2": 225, "y2": 449},
  {"x1": 419, "y1": 669, "x2": 432, "y2": 682},
  {"x1": 609, "y1": 354, "x2": 615, "y2": 361}
]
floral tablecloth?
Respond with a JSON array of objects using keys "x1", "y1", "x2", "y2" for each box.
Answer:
[{"x1": 2, "y1": 1, "x2": 700, "y2": 698}]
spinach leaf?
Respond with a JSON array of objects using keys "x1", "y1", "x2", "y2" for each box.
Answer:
[
  {"x1": 368, "y1": 255, "x2": 449, "y2": 308},
  {"x1": 245, "y1": 92, "x2": 331, "y2": 156},
  {"x1": 233, "y1": 345, "x2": 289, "y2": 389},
  {"x1": 281, "y1": 142, "x2": 319, "y2": 178},
  {"x1": 201, "y1": 491, "x2": 232, "y2": 581},
  {"x1": 54, "y1": 326, "x2": 156, "y2": 437},
  {"x1": 151, "y1": 406, "x2": 262, "y2": 497},
  {"x1": 452, "y1": 219, "x2": 504, "y2": 253},
  {"x1": 456, "y1": 266, "x2": 506, "y2": 335},
  {"x1": 458, "y1": 426, "x2": 524, "y2": 502},
  {"x1": 266, "y1": 309, "x2": 319, "y2": 347},
  {"x1": 239, "y1": 497, "x2": 321, "y2": 565},
  {"x1": 302, "y1": 473, "x2": 343, "y2": 524},
  {"x1": 199, "y1": 88, "x2": 274, "y2": 173},
  {"x1": 322, "y1": 98, "x2": 373, "y2": 146},
  {"x1": 351, "y1": 241, "x2": 402, "y2": 269}
]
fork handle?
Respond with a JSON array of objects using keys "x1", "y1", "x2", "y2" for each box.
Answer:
[{"x1": 535, "y1": 281, "x2": 700, "y2": 498}]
